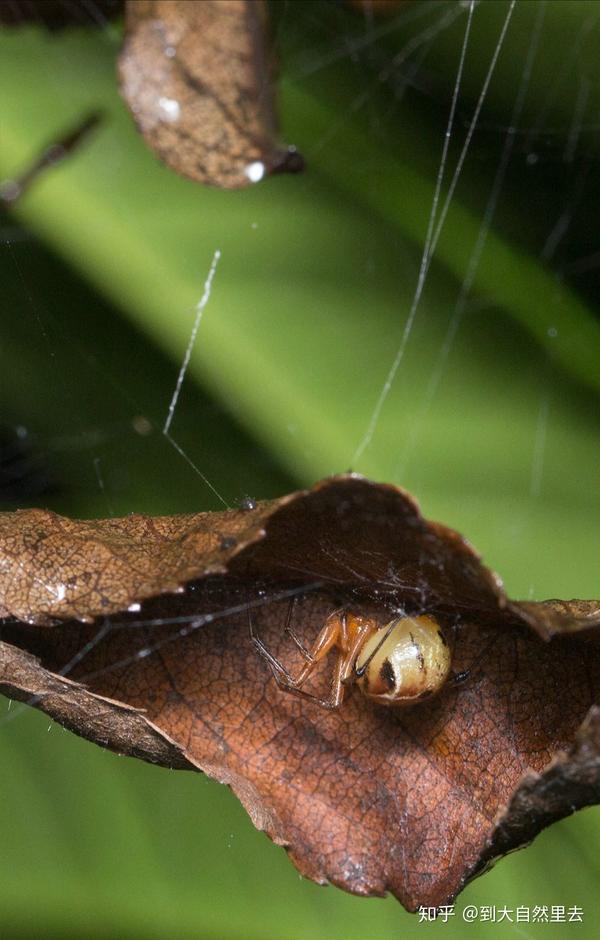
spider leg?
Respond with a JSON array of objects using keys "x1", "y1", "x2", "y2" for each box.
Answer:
[
  {"x1": 248, "y1": 606, "x2": 306, "y2": 684},
  {"x1": 286, "y1": 626, "x2": 315, "y2": 661},
  {"x1": 284, "y1": 597, "x2": 314, "y2": 661},
  {"x1": 275, "y1": 629, "x2": 348, "y2": 711},
  {"x1": 449, "y1": 668, "x2": 470, "y2": 687},
  {"x1": 325, "y1": 618, "x2": 379, "y2": 706},
  {"x1": 266, "y1": 669, "x2": 342, "y2": 710},
  {"x1": 286, "y1": 605, "x2": 348, "y2": 665},
  {"x1": 327, "y1": 621, "x2": 374, "y2": 706},
  {"x1": 249, "y1": 605, "x2": 345, "y2": 708},
  {"x1": 250, "y1": 628, "x2": 301, "y2": 685},
  {"x1": 254, "y1": 626, "x2": 342, "y2": 709},
  {"x1": 447, "y1": 628, "x2": 502, "y2": 689},
  {"x1": 325, "y1": 653, "x2": 349, "y2": 709},
  {"x1": 354, "y1": 616, "x2": 398, "y2": 678},
  {"x1": 341, "y1": 621, "x2": 377, "y2": 685}
]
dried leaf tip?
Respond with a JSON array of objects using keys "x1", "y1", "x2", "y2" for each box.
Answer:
[{"x1": 119, "y1": 0, "x2": 305, "y2": 189}]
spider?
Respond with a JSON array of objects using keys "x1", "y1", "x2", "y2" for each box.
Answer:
[{"x1": 250, "y1": 599, "x2": 461, "y2": 710}]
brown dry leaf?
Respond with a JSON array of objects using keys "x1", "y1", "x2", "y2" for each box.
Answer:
[
  {"x1": 1, "y1": 474, "x2": 600, "y2": 911},
  {"x1": 118, "y1": 0, "x2": 304, "y2": 189}
]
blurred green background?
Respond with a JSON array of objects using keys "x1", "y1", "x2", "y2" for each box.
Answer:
[{"x1": 1, "y1": 1, "x2": 599, "y2": 937}]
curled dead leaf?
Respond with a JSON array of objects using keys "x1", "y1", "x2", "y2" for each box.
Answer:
[
  {"x1": 118, "y1": 0, "x2": 304, "y2": 189},
  {"x1": 1, "y1": 475, "x2": 599, "y2": 911}
]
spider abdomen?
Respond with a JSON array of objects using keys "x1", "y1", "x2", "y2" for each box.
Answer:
[{"x1": 355, "y1": 614, "x2": 451, "y2": 706}]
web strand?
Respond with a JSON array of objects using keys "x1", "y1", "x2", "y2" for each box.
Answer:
[
  {"x1": 397, "y1": 0, "x2": 538, "y2": 477},
  {"x1": 162, "y1": 249, "x2": 228, "y2": 508},
  {"x1": 163, "y1": 249, "x2": 221, "y2": 435},
  {"x1": 352, "y1": 0, "x2": 518, "y2": 466},
  {"x1": 350, "y1": 0, "x2": 476, "y2": 465}
]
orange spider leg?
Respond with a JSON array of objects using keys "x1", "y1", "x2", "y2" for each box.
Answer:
[
  {"x1": 291, "y1": 611, "x2": 343, "y2": 686},
  {"x1": 288, "y1": 611, "x2": 359, "y2": 708},
  {"x1": 340, "y1": 617, "x2": 378, "y2": 684},
  {"x1": 326, "y1": 616, "x2": 377, "y2": 707},
  {"x1": 250, "y1": 609, "x2": 343, "y2": 708}
]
